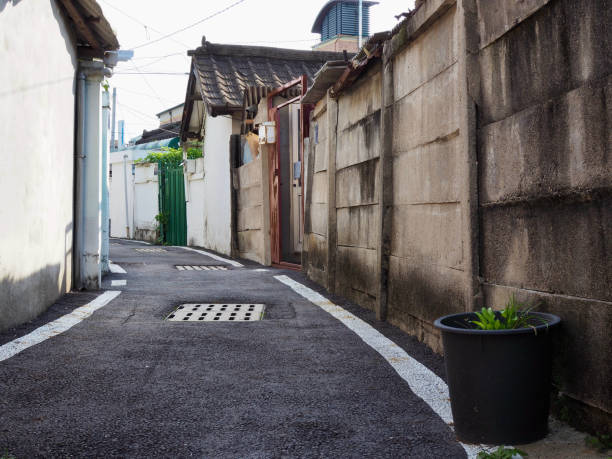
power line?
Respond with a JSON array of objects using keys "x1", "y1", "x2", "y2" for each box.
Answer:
[
  {"x1": 112, "y1": 86, "x2": 177, "y2": 102},
  {"x1": 130, "y1": 0, "x2": 248, "y2": 49},
  {"x1": 99, "y1": 0, "x2": 192, "y2": 50}
]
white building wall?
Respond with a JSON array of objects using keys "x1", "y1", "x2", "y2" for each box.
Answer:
[
  {"x1": 187, "y1": 115, "x2": 235, "y2": 255},
  {"x1": 186, "y1": 158, "x2": 205, "y2": 247},
  {"x1": 0, "y1": 0, "x2": 78, "y2": 331}
]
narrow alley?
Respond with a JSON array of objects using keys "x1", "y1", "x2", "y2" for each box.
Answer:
[{"x1": 0, "y1": 239, "x2": 465, "y2": 457}]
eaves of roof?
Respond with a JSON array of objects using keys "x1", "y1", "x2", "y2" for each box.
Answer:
[{"x1": 56, "y1": 0, "x2": 119, "y2": 59}]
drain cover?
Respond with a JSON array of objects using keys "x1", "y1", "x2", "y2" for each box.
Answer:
[
  {"x1": 135, "y1": 248, "x2": 166, "y2": 253},
  {"x1": 166, "y1": 304, "x2": 265, "y2": 322},
  {"x1": 176, "y1": 265, "x2": 228, "y2": 271}
]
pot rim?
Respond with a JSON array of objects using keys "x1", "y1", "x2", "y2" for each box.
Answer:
[{"x1": 434, "y1": 311, "x2": 561, "y2": 335}]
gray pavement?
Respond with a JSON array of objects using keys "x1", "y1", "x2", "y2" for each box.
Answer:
[{"x1": 0, "y1": 239, "x2": 466, "y2": 458}]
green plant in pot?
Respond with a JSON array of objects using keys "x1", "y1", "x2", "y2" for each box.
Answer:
[{"x1": 434, "y1": 296, "x2": 561, "y2": 445}]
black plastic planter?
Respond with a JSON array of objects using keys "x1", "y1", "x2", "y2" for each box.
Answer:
[{"x1": 434, "y1": 312, "x2": 561, "y2": 445}]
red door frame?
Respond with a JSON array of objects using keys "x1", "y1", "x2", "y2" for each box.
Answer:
[{"x1": 267, "y1": 75, "x2": 308, "y2": 270}]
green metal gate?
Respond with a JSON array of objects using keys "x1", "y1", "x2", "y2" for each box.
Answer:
[{"x1": 158, "y1": 163, "x2": 187, "y2": 246}]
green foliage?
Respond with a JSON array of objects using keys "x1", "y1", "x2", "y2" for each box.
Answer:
[
  {"x1": 469, "y1": 295, "x2": 541, "y2": 332},
  {"x1": 477, "y1": 446, "x2": 527, "y2": 459},
  {"x1": 186, "y1": 147, "x2": 202, "y2": 159},
  {"x1": 154, "y1": 213, "x2": 168, "y2": 245},
  {"x1": 136, "y1": 147, "x2": 183, "y2": 167},
  {"x1": 585, "y1": 433, "x2": 612, "y2": 453},
  {"x1": 135, "y1": 146, "x2": 202, "y2": 167},
  {"x1": 1, "y1": 451, "x2": 16, "y2": 459}
]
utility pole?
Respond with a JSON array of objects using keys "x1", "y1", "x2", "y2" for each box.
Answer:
[
  {"x1": 110, "y1": 87, "x2": 117, "y2": 152},
  {"x1": 358, "y1": 0, "x2": 363, "y2": 49}
]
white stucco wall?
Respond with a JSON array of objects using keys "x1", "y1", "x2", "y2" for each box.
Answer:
[
  {"x1": 133, "y1": 163, "x2": 159, "y2": 242},
  {"x1": 0, "y1": 0, "x2": 78, "y2": 331},
  {"x1": 186, "y1": 158, "x2": 205, "y2": 247},
  {"x1": 187, "y1": 115, "x2": 235, "y2": 255},
  {"x1": 109, "y1": 153, "x2": 134, "y2": 239},
  {"x1": 108, "y1": 150, "x2": 158, "y2": 242}
]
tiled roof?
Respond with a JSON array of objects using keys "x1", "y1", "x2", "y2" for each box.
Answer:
[
  {"x1": 189, "y1": 41, "x2": 346, "y2": 115},
  {"x1": 136, "y1": 121, "x2": 181, "y2": 145}
]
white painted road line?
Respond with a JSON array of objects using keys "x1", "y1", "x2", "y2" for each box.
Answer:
[
  {"x1": 274, "y1": 275, "x2": 488, "y2": 458},
  {"x1": 111, "y1": 279, "x2": 127, "y2": 286},
  {"x1": 178, "y1": 246, "x2": 244, "y2": 268},
  {"x1": 112, "y1": 238, "x2": 151, "y2": 245},
  {"x1": 0, "y1": 291, "x2": 122, "y2": 363},
  {"x1": 109, "y1": 263, "x2": 127, "y2": 274}
]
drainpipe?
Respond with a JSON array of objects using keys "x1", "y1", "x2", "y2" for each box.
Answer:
[
  {"x1": 110, "y1": 88, "x2": 117, "y2": 152},
  {"x1": 74, "y1": 71, "x2": 86, "y2": 288},
  {"x1": 101, "y1": 90, "x2": 111, "y2": 273},
  {"x1": 74, "y1": 60, "x2": 110, "y2": 290},
  {"x1": 123, "y1": 152, "x2": 131, "y2": 238}
]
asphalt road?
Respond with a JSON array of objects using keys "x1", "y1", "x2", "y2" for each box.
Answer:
[{"x1": 0, "y1": 239, "x2": 466, "y2": 458}]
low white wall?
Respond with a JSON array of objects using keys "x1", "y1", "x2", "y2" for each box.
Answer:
[
  {"x1": 0, "y1": 0, "x2": 78, "y2": 331},
  {"x1": 109, "y1": 150, "x2": 158, "y2": 241},
  {"x1": 133, "y1": 163, "x2": 159, "y2": 242}
]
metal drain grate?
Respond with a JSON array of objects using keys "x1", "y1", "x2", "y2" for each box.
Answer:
[
  {"x1": 176, "y1": 265, "x2": 228, "y2": 271},
  {"x1": 166, "y1": 304, "x2": 265, "y2": 322},
  {"x1": 134, "y1": 248, "x2": 166, "y2": 253}
]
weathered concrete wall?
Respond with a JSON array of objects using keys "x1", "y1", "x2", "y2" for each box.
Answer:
[
  {"x1": 0, "y1": 0, "x2": 77, "y2": 331},
  {"x1": 387, "y1": 5, "x2": 465, "y2": 351},
  {"x1": 302, "y1": 0, "x2": 611, "y2": 434},
  {"x1": 305, "y1": 99, "x2": 331, "y2": 287},
  {"x1": 475, "y1": 0, "x2": 612, "y2": 433},
  {"x1": 334, "y1": 67, "x2": 382, "y2": 309},
  {"x1": 235, "y1": 153, "x2": 267, "y2": 264}
]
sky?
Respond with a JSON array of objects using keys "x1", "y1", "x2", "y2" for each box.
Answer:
[{"x1": 99, "y1": 0, "x2": 413, "y2": 143}]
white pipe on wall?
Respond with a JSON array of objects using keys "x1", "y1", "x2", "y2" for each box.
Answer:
[{"x1": 101, "y1": 90, "x2": 111, "y2": 273}]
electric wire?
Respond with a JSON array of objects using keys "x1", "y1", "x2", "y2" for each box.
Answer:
[{"x1": 129, "y1": 0, "x2": 248, "y2": 49}]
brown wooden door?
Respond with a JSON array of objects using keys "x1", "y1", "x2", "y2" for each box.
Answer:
[{"x1": 269, "y1": 108, "x2": 281, "y2": 264}]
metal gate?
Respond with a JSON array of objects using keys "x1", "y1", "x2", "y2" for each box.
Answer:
[{"x1": 158, "y1": 163, "x2": 187, "y2": 246}]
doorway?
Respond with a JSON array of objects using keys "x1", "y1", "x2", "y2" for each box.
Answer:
[{"x1": 267, "y1": 76, "x2": 306, "y2": 268}]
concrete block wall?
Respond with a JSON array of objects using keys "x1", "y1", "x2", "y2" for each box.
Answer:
[
  {"x1": 475, "y1": 0, "x2": 612, "y2": 434},
  {"x1": 303, "y1": 0, "x2": 611, "y2": 434},
  {"x1": 235, "y1": 154, "x2": 267, "y2": 264},
  {"x1": 387, "y1": 5, "x2": 465, "y2": 350},
  {"x1": 305, "y1": 100, "x2": 331, "y2": 287},
  {"x1": 334, "y1": 68, "x2": 382, "y2": 310}
]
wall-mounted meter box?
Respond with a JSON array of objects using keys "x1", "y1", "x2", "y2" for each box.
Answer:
[{"x1": 258, "y1": 122, "x2": 276, "y2": 144}]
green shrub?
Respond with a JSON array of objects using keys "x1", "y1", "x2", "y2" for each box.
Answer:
[{"x1": 135, "y1": 146, "x2": 202, "y2": 167}]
